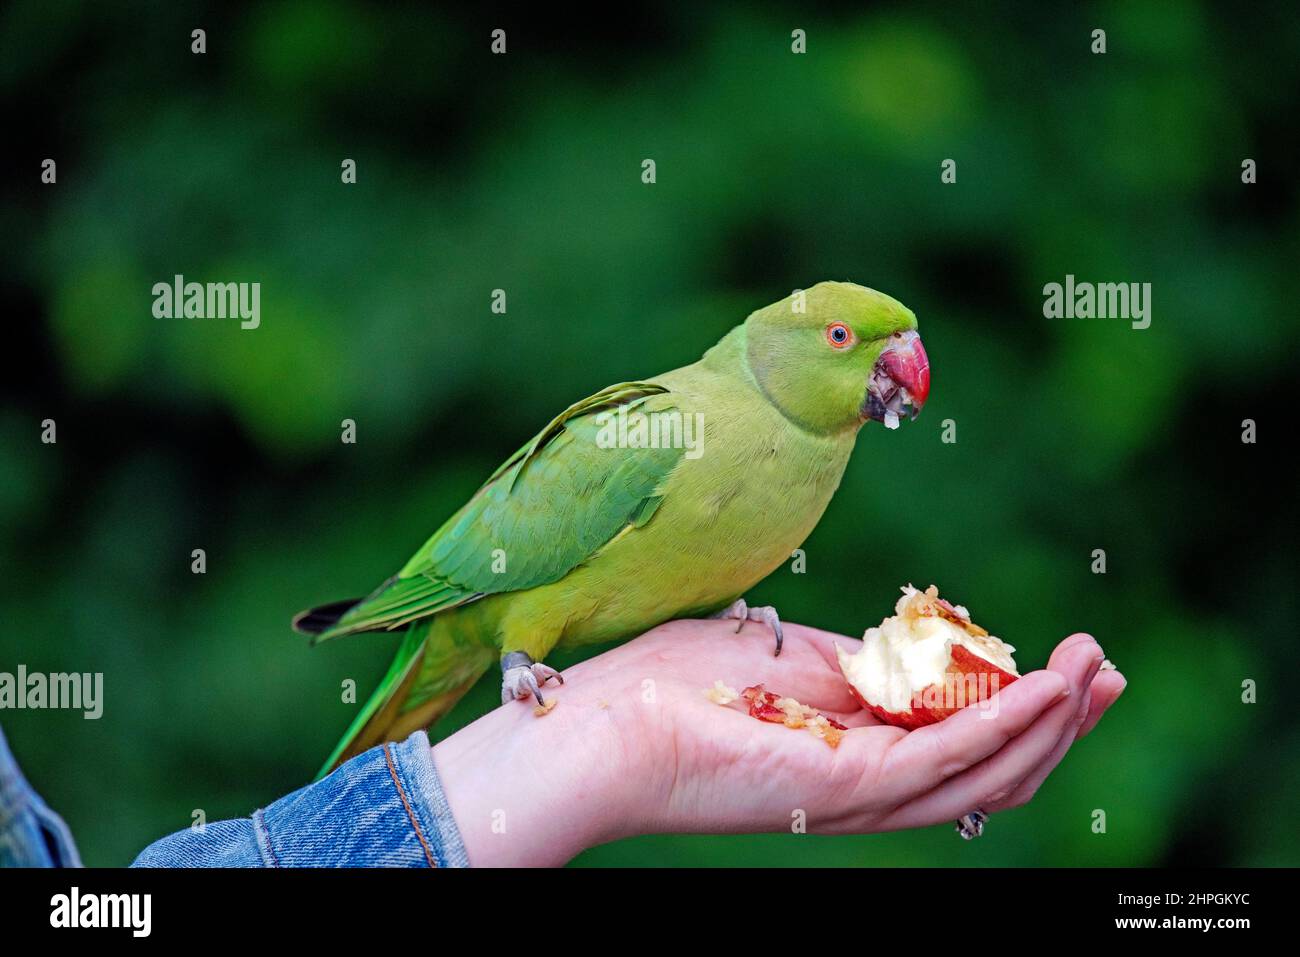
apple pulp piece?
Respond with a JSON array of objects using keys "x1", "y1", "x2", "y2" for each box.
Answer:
[
  {"x1": 836, "y1": 585, "x2": 1020, "y2": 730},
  {"x1": 739, "y1": 684, "x2": 848, "y2": 747},
  {"x1": 741, "y1": 685, "x2": 848, "y2": 730}
]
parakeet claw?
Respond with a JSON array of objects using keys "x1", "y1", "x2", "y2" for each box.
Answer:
[
  {"x1": 955, "y1": 809, "x2": 989, "y2": 840},
  {"x1": 711, "y1": 598, "x2": 784, "y2": 657},
  {"x1": 500, "y1": 651, "x2": 564, "y2": 706}
]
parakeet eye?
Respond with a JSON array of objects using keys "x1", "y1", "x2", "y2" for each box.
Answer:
[{"x1": 826, "y1": 322, "x2": 853, "y2": 348}]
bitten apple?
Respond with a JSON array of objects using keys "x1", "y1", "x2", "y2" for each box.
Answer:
[{"x1": 836, "y1": 585, "x2": 1019, "y2": 729}]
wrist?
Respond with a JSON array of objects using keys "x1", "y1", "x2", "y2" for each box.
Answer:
[{"x1": 431, "y1": 693, "x2": 635, "y2": 866}]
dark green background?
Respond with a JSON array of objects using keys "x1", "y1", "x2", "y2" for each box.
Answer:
[{"x1": 1, "y1": 1, "x2": 1295, "y2": 866}]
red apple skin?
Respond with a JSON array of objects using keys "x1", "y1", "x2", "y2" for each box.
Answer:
[{"x1": 845, "y1": 645, "x2": 1020, "y2": 730}]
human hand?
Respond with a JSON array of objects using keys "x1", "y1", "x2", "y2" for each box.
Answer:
[{"x1": 433, "y1": 619, "x2": 1125, "y2": 865}]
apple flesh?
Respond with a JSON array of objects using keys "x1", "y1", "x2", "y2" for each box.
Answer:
[{"x1": 836, "y1": 585, "x2": 1019, "y2": 730}]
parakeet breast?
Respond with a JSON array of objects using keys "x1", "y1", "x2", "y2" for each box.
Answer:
[{"x1": 537, "y1": 347, "x2": 859, "y2": 649}]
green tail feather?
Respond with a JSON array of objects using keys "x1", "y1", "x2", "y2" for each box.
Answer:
[{"x1": 313, "y1": 623, "x2": 429, "y2": 781}]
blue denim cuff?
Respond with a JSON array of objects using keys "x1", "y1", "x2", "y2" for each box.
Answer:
[
  {"x1": 0, "y1": 725, "x2": 82, "y2": 868},
  {"x1": 394, "y1": 731, "x2": 471, "y2": 867},
  {"x1": 133, "y1": 730, "x2": 469, "y2": 867},
  {"x1": 259, "y1": 729, "x2": 469, "y2": 867}
]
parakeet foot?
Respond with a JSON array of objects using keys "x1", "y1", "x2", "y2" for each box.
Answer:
[
  {"x1": 955, "y1": 809, "x2": 988, "y2": 840},
  {"x1": 711, "y1": 598, "x2": 784, "y2": 657},
  {"x1": 500, "y1": 651, "x2": 564, "y2": 706}
]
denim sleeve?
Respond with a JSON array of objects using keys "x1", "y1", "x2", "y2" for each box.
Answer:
[
  {"x1": 132, "y1": 730, "x2": 470, "y2": 867},
  {"x1": 0, "y1": 725, "x2": 83, "y2": 867}
]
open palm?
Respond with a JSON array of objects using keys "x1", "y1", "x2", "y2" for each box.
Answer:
[
  {"x1": 434, "y1": 616, "x2": 1126, "y2": 863},
  {"x1": 552, "y1": 617, "x2": 1125, "y2": 839}
]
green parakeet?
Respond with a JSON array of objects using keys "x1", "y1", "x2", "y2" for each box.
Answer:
[{"x1": 296, "y1": 281, "x2": 930, "y2": 778}]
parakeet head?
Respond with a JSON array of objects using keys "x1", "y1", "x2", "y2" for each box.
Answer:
[{"x1": 743, "y1": 281, "x2": 930, "y2": 434}]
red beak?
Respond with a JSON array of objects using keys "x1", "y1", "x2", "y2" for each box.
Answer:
[{"x1": 879, "y1": 331, "x2": 930, "y2": 409}]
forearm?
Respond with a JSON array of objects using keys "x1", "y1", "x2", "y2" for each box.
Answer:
[
  {"x1": 431, "y1": 687, "x2": 639, "y2": 866},
  {"x1": 131, "y1": 691, "x2": 638, "y2": 868}
]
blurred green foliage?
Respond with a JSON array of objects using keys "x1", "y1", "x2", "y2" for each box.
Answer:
[{"x1": 1, "y1": 0, "x2": 1296, "y2": 866}]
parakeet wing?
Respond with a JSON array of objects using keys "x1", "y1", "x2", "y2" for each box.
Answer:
[{"x1": 313, "y1": 381, "x2": 683, "y2": 640}]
